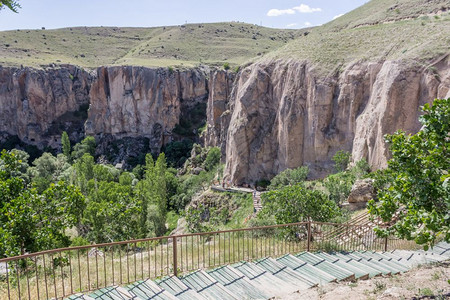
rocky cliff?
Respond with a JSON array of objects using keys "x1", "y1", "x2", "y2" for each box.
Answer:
[
  {"x1": 0, "y1": 64, "x2": 210, "y2": 163},
  {"x1": 1, "y1": 56, "x2": 449, "y2": 182},
  {"x1": 205, "y1": 56, "x2": 450, "y2": 184},
  {"x1": 0, "y1": 65, "x2": 92, "y2": 149},
  {"x1": 86, "y1": 66, "x2": 208, "y2": 154}
]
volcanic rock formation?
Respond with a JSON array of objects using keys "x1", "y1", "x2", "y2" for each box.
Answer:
[{"x1": 205, "y1": 57, "x2": 450, "y2": 184}]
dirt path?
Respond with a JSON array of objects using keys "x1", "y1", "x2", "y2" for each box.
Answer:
[{"x1": 281, "y1": 262, "x2": 450, "y2": 300}]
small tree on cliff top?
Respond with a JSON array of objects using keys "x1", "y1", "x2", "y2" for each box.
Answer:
[{"x1": 369, "y1": 98, "x2": 449, "y2": 248}]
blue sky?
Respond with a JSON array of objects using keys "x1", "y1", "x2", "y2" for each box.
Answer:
[{"x1": 0, "y1": 0, "x2": 368, "y2": 31}]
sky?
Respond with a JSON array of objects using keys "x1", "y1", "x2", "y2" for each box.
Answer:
[{"x1": 0, "y1": 0, "x2": 368, "y2": 31}]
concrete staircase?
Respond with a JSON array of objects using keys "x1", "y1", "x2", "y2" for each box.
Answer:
[
  {"x1": 66, "y1": 241, "x2": 450, "y2": 300},
  {"x1": 253, "y1": 191, "x2": 262, "y2": 212}
]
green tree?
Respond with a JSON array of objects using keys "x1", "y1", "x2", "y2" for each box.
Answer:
[
  {"x1": 135, "y1": 153, "x2": 168, "y2": 237},
  {"x1": 0, "y1": 0, "x2": 20, "y2": 12},
  {"x1": 28, "y1": 152, "x2": 71, "y2": 192},
  {"x1": 83, "y1": 180, "x2": 140, "y2": 242},
  {"x1": 0, "y1": 150, "x2": 85, "y2": 257},
  {"x1": 369, "y1": 98, "x2": 450, "y2": 248},
  {"x1": 61, "y1": 131, "x2": 71, "y2": 160},
  {"x1": 203, "y1": 147, "x2": 221, "y2": 171},
  {"x1": 72, "y1": 153, "x2": 95, "y2": 194},
  {"x1": 332, "y1": 150, "x2": 351, "y2": 172},
  {"x1": 259, "y1": 184, "x2": 340, "y2": 225},
  {"x1": 72, "y1": 136, "x2": 96, "y2": 160},
  {"x1": 268, "y1": 166, "x2": 309, "y2": 190}
]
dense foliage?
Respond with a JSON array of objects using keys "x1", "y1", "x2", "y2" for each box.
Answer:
[
  {"x1": 258, "y1": 185, "x2": 340, "y2": 224},
  {"x1": 268, "y1": 166, "x2": 309, "y2": 190},
  {"x1": 0, "y1": 135, "x2": 226, "y2": 257},
  {"x1": 0, "y1": 150, "x2": 85, "y2": 257},
  {"x1": 323, "y1": 159, "x2": 370, "y2": 205},
  {"x1": 369, "y1": 98, "x2": 449, "y2": 248}
]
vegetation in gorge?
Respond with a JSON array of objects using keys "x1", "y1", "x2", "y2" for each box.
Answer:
[
  {"x1": 369, "y1": 98, "x2": 450, "y2": 248},
  {"x1": 0, "y1": 136, "x2": 223, "y2": 257}
]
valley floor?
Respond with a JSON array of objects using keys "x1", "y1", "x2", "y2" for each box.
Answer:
[{"x1": 284, "y1": 262, "x2": 450, "y2": 300}]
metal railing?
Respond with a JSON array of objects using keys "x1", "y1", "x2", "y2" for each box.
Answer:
[{"x1": 0, "y1": 221, "x2": 418, "y2": 300}]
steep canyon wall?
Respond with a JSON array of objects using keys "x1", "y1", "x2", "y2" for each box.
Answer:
[
  {"x1": 205, "y1": 57, "x2": 450, "y2": 184},
  {"x1": 0, "y1": 57, "x2": 449, "y2": 182}
]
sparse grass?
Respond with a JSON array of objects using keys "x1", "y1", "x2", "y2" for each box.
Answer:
[
  {"x1": 265, "y1": 1, "x2": 450, "y2": 74},
  {"x1": 373, "y1": 280, "x2": 386, "y2": 294},
  {"x1": 419, "y1": 287, "x2": 434, "y2": 297},
  {"x1": 0, "y1": 23, "x2": 305, "y2": 69}
]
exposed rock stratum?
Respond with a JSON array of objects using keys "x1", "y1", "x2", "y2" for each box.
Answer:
[{"x1": 0, "y1": 55, "x2": 449, "y2": 183}]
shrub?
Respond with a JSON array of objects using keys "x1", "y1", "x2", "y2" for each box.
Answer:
[
  {"x1": 204, "y1": 147, "x2": 221, "y2": 171},
  {"x1": 259, "y1": 184, "x2": 340, "y2": 224},
  {"x1": 223, "y1": 62, "x2": 230, "y2": 70},
  {"x1": 268, "y1": 166, "x2": 309, "y2": 190},
  {"x1": 332, "y1": 150, "x2": 351, "y2": 172}
]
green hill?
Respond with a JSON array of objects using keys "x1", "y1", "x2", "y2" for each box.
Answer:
[
  {"x1": 0, "y1": 23, "x2": 305, "y2": 69},
  {"x1": 265, "y1": 0, "x2": 450, "y2": 73},
  {"x1": 0, "y1": 0, "x2": 448, "y2": 70}
]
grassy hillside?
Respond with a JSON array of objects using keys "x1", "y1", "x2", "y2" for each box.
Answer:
[
  {"x1": 266, "y1": 0, "x2": 450, "y2": 72},
  {"x1": 0, "y1": 0, "x2": 448, "y2": 70},
  {"x1": 0, "y1": 23, "x2": 305, "y2": 68}
]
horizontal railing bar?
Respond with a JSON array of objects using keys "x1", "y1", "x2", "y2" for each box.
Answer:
[{"x1": 0, "y1": 236, "x2": 169, "y2": 263}]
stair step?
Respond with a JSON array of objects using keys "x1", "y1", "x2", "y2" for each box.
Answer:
[
  {"x1": 127, "y1": 280, "x2": 177, "y2": 300},
  {"x1": 232, "y1": 261, "x2": 303, "y2": 296},
  {"x1": 255, "y1": 257, "x2": 317, "y2": 288},
  {"x1": 155, "y1": 276, "x2": 208, "y2": 300},
  {"x1": 275, "y1": 254, "x2": 337, "y2": 285},
  {"x1": 207, "y1": 265, "x2": 271, "y2": 299},
  {"x1": 180, "y1": 270, "x2": 240, "y2": 300}
]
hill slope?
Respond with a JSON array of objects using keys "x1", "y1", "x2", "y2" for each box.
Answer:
[
  {"x1": 0, "y1": 23, "x2": 304, "y2": 68},
  {"x1": 266, "y1": 0, "x2": 450, "y2": 73}
]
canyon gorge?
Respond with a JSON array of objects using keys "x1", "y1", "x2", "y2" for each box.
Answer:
[{"x1": 1, "y1": 54, "x2": 449, "y2": 184}]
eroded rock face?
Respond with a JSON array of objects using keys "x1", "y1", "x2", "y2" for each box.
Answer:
[
  {"x1": 209, "y1": 57, "x2": 450, "y2": 185},
  {"x1": 86, "y1": 66, "x2": 209, "y2": 153},
  {"x1": 0, "y1": 65, "x2": 92, "y2": 148},
  {"x1": 1, "y1": 56, "x2": 449, "y2": 184},
  {"x1": 205, "y1": 69, "x2": 235, "y2": 157},
  {"x1": 347, "y1": 179, "x2": 375, "y2": 203}
]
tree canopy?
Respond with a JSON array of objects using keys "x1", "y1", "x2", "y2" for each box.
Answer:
[
  {"x1": 369, "y1": 98, "x2": 449, "y2": 248},
  {"x1": 0, "y1": 150, "x2": 85, "y2": 257}
]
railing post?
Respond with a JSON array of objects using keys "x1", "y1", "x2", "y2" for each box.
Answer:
[
  {"x1": 173, "y1": 236, "x2": 178, "y2": 277},
  {"x1": 307, "y1": 219, "x2": 311, "y2": 252},
  {"x1": 384, "y1": 236, "x2": 388, "y2": 252}
]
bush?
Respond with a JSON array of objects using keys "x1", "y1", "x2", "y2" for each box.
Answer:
[
  {"x1": 204, "y1": 147, "x2": 221, "y2": 171},
  {"x1": 223, "y1": 62, "x2": 230, "y2": 70},
  {"x1": 268, "y1": 166, "x2": 309, "y2": 190},
  {"x1": 333, "y1": 150, "x2": 351, "y2": 172},
  {"x1": 259, "y1": 184, "x2": 340, "y2": 224},
  {"x1": 323, "y1": 171, "x2": 355, "y2": 205}
]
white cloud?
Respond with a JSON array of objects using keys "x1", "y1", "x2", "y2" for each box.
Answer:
[
  {"x1": 304, "y1": 21, "x2": 312, "y2": 26},
  {"x1": 286, "y1": 23, "x2": 298, "y2": 28},
  {"x1": 333, "y1": 13, "x2": 344, "y2": 20},
  {"x1": 267, "y1": 3, "x2": 322, "y2": 17},
  {"x1": 267, "y1": 8, "x2": 295, "y2": 17},
  {"x1": 293, "y1": 4, "x2": 322, "y2": 13}
]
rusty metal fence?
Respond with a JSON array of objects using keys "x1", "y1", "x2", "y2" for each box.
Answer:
[{"x1": 0, "y1": 221, "x2": 418, "y2": 300}]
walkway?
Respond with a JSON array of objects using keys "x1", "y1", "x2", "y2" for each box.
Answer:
[{"x1": 211, "y1": 185, "x2": 263, "y2": 212}]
